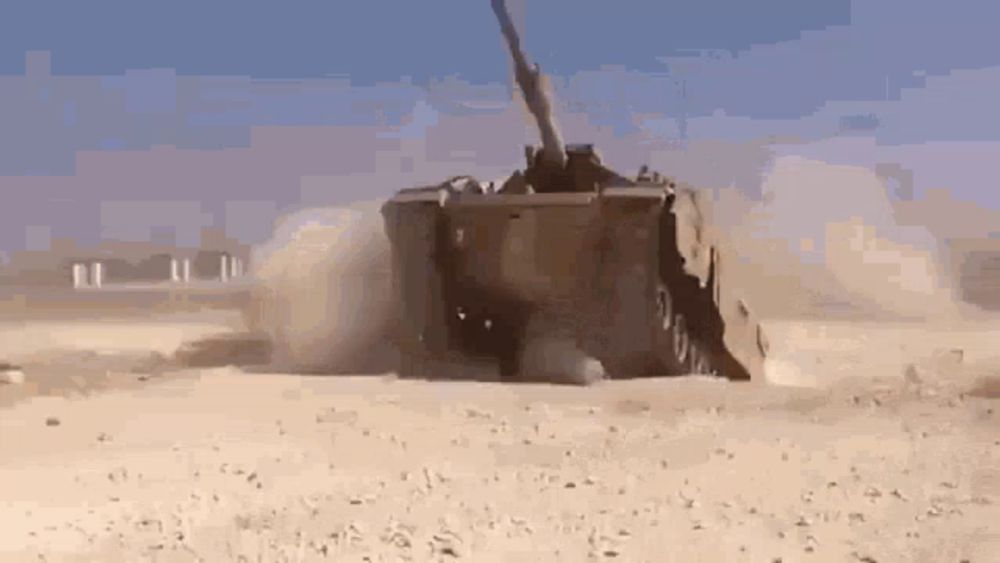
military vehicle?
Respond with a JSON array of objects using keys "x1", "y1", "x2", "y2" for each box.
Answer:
[{"x1": 380, "y1": 0, "x2": 768, "y2": 383}]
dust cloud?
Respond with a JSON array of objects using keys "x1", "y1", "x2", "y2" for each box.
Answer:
[
  {"x1": 689, "y1": 154, "x2": 992, "y2": 388},
  {"x1": 244, "y1": 200, "x2": 397, "y2": 373},
  {"x1": 241, "y1": 154, "x2": 974, "y2": 384},
  {"x1": 704, "y1": 155, "x2": 964, "y2": 321},
  {"x1": 519, "y1": 334, "x2": 607, "y2": 385}
]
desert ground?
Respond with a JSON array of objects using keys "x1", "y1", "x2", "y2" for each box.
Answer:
[{"x1": 0, "y1": 286, "x2": 998, "y2": 563}]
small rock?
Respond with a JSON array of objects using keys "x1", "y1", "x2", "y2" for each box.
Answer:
[
  {"x1": 432, "y1": 530, "x2": 462, "y2": 557},
  {"x1": 0, "y1": 368, "x2": 25, "y2": 385},
  {"x1": 45, "y1": 417, "x2": 60, "y2": 427}
]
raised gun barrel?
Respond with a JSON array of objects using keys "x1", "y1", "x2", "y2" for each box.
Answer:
[
  {"x1": 490, "y1": 0, "x2": 566, "y2": 171},
  {"x1": 490, "y1": 0, "x2": 632, "y2": 194}
]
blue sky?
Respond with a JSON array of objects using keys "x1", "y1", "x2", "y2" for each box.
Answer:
[
  {"x1": 1, "y1": 0, "x2": 849, "y2": 83},
  {"x1": 1, "y1": 0, "x2": 998, "y2": 252},
  {"x1": 1, "y1": 0, "x2": 995, "y2": 139}
]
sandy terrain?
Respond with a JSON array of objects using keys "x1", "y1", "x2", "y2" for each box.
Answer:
[{"x1": 1, "y1": 304, "x2": 998, "y2": 562}]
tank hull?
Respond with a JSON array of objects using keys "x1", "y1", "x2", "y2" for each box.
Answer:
[{"x1": 382, "y1": 186, "x2": 767, "y2": 383}]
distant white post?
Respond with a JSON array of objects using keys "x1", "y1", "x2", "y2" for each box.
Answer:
[
  {"x1": 170, "y1": 258, "x2": 180, "y2": 282},
  {"x1": 230, "y1": 255, "x2": 239, "y2": 279},
  {"x1": 182, "y1": 258, "x2": 191, "y2": 283},
  {"x1": 72, "y1": 263, "x2": 87, "y2": 289},
  {"x1": 219, "y1": 255, "x2": 229, "y2": 282},
  {"x1": 91, "y1": 262, "x2": 104, "y2": 288}
]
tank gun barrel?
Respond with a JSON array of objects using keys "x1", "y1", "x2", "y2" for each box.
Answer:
[{"x1": 490, "y1": 0, "x2": 566, "y2": 169}]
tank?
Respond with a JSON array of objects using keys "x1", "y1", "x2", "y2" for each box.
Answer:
[{"x1": 380, "y1": 0, "x2": 768, "y2": 383}]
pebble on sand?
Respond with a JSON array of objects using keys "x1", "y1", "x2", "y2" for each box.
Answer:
[{"x1": 0, "y1": 367, "x2": 25, "y2": 385}]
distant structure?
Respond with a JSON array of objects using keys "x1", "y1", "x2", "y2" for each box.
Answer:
[
  {"x1": 72, "y1": 263, "x2": 87, "y2": 289},
  {"x1": 0, "y1": 227, "x2": 249, "y2": 290},
  {"x1": 90, "y1": 261, "x2": 104, "y2": 288},
  {"x1": 65, "y1": 251, "x2": 244, "y2": 290}
]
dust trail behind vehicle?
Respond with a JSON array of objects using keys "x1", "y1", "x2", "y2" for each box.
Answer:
[{"x1": 244, "y1": 200, "x2": 397, "y2": 373}]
